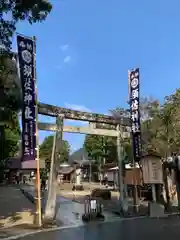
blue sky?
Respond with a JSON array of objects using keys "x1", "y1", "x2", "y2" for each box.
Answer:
[{"x1": 13, "y1": 0, "x2": 180, "y2": 152}]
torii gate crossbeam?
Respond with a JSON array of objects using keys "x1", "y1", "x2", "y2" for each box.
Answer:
[{"x1": 38, "y1": 102, "x2": 130, "y2": 126}]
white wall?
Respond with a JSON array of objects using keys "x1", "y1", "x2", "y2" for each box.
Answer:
[{"x1": 107, "y1": 171, "x2": 118, "y2": 184}]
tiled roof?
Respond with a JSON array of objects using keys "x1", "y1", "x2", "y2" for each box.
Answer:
[
  {"x1": 58, "y1": 166, "x2": 74, "y2": 174},
  {"x1": 5, "y1": 157, "x2": 45, "y2": 169}
]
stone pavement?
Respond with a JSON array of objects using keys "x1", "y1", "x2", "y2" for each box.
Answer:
[
  {"x1": 0, "y1": 185, "x2": 36, "y2": 239},
  {"x1": 2, "y1": 185, "x2": 180, "y2": 240},
  {"x1": 20, "y1": 184, "x2": 120, "y2": 227},
  {"x1": 20, "y1": 184, "x2": 180, "y2": 220},
  {"x1": 0, "y1": 186, "x2": 35, "y2": 228},
  {"x1": 15, "y1": 215, "x2": 180, "y2": 240},
  {"x1": 58, "y1": 182, "x2": 119, "y2": 198}
]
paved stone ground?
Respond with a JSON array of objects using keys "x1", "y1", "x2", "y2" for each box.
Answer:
[
  {"x1": 16, "y1": 216, "x2": 180, "y2": 240},
  {"x1": 58, "y1": 182, "x2": 119, "y2": 197},
  {"x1": 20, "y1": 184, "x2": 120, "y2": 227},
  {"x1": 0, "y1": 226, "x2": 37, "y2": 239},
  {"x1": 21, "y1": 183, "x2": 180, "y2": 219},
  {"x1": 0, "y1": 186, "x2": 35, "y2": 228},
  {"x1": 2, "y1": 185, "x2": 180, "y2": 240},
  {"x1": 0, "y1": 185, "x2": 37, "y2": 239}
]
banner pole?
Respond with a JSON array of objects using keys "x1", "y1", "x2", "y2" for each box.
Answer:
[
  {"x1": 128, "y1": 70, "x2": 131, "y2": 103},
  {"x1": 116, "y1": 124, "x2": 125, "y2": 214},
  {"x1": 33, "y1": 36, "x2": 42, "y2": 227},
  {"x1": 128, "y1": 69, "x2": 139, "y2": 214}
]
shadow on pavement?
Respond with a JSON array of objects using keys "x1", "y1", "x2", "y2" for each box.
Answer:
[
  {"x1": 0, "y1": 185, "x2": 35, "y2": 229},
  {"x1": 16, "y1": 215, "x2": 180, "y2": 240}
]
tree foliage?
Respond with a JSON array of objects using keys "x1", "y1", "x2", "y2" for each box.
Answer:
[
  {"x1": 0, "y1": 53, "x2": 22, "y2": 168},
  {"x1": 84, "y1": 91, "x2": 180, "y2": 167},
  {"x1": 84, "y1": 107, "x2": 132, "y2": 167},
  {"x1": 0, "y1": 55, "x2": 22, "y2": 111},
  {"x1": 142, "y1": 90, "x2": 180, "y2": 157},
  {"x1": 84, "y1": 135, "x2": 117, "y2": 165},
  {"x1": 0, "y1": 112, "x2": 21, "y2": 163},
  {"x1": 39, "y1": 135, "x2": 71, "y2": 170},
  {"x1": 0, "y1": 0, "x2": 52, "y2": 166},
  {"x1": 0, "y1": 56, "x2": 21, "y2": 163},
  {"x1": 0, "y1": 0, "x2": 52, "y2": 51},
  {"x1": 84, "y1": 134, "x2": 118, "y2": 167}
]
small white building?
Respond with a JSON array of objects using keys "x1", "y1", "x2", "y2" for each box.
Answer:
[
  {"x1": 107, "y1": 163, "x2": 140, "y2": 186},
  {"x1": 107, "y1": 166, "x2": 118, "y2": 184}
]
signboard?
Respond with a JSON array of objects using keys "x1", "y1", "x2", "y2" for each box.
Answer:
[
  {"x1": 141, "y1": 157, "x2": 163, "y2": 184},
  {"x1": 95, "y1": 123, "x2": 116, "y2": 130},
  {"x1": 17, "y1": 35, "x2": 37, "y2": 161},
  {"x1": 93, "y1": 123, "x2": 130, "y2": 138},
  {"x1": 124, "y1": 168, "x2": 143, "y2": 186},
  {"x1": 129, "y1": 68, "x2": 142, "y2": 161}
]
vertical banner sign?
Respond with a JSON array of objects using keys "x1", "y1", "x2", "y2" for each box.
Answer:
[
  {"x1": 129, "y1": 68, "x2": 142, "y2": 161},
  {"x1": 17, "y1": 35, "x2": 37, "y2": 161}
]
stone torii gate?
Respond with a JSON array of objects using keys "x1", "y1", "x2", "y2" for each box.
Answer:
[{"x1": 38, "y1": 102, "x2": 130, "y2": 220}]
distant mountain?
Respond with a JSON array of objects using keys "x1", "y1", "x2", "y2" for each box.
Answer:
[{"x1": 69, "y1": 147, "x2": 89, "y2": 164}]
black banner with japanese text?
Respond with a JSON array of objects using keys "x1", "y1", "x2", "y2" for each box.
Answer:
[
  {"x1": 17, "y1": 35, "x2": 37, "y2": 161},
  {"x1": 129, "y1": 68, "x2": 142, "y2": 161}
]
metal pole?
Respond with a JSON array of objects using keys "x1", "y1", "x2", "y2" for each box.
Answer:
[
  {"x1": 103, "y1": 137, "x2": 106, "y2": 185},
  {"x1": 132, "y1": 158, "x2": 138, "y2": 213},
  {"x1": 117, "y1": 124, "x2": 124, "y2": 213},
  {"x1": 128, "y1": 70, "x2": 131, "y2": 103},
  {"x1": 128, "y1": 69, "x2": 139, "y2": 214},
  {"x1": 33, "y1": 36, "x2": 42, "y2": 227},
  {"x1": 99, "y1": 156, "x2": 102, "y2": 186},
  {"x1": 89, "y1": 160, "x2": 92, "y2": 183}
]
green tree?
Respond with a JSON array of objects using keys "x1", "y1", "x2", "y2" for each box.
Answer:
[
  {"x1": 39, "y1": 135, "x2": 70, "y2": 170},
  {"x1": 110, "y1": 107, "x2": 129, "y2": 119},
  {"x1": 3, "y1": 121, "x2": 21, "y2": 158},
  {"x1": 139, "y1": 97, "x2": 162, "y2": 155},
  {"x1": 0, "y1": 0, "x2": 52, "y2": 175},
  {"x1": 0, "y1": 0, "x2": 52, "y2": 51},
  {"x1": 84, "y1": 135, "x2": 117, "y2": 165},
  {"x1": 109, "y1": 107, "x2": 132, "y2": 163},
  {"x1": 84, "y1": 107, "x2": 132, "y2": 167},
  {"x1": 140, "y1": 95, "x2": 180, "y2": 157},
  {"x1": 0, "y1": 55, "x2": 21, "y2": 162},
  {"x1": 0, "y1": 0, "x2": 52, "y2": 112},
  {"x1": 0, "y1": 54, "x2": 22, "y2": 111},
  {"x1": 0, "y1": 112, "x2": 20, "y2": 181},
  {"x1": 163, "y1": 90, "x2": 180, "y2": 154},
  {"x1": 84, "y1": 135, "x2": 104, "y2": 163},
  {"x1": 0, "y1": 53, "x2": 22, "y2": 171}
]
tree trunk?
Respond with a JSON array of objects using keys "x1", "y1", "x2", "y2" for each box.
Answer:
[{"x1": 43, "y1": 115, "x2": 64, "y2": 223}]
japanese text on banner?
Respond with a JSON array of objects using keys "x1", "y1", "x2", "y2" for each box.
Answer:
[
  {"x1": 129, "y1": 68, "x2": 142, "y2": 161},
  {"x1": 17, "y1": 35, "x2": 37, "y2": 161}
]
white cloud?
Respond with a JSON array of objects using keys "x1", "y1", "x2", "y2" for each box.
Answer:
[
  {"x1": 66, "y1": 119, "x2": 88, "y2": 125},
  {"x1": 60, "y1": 44, "x2": 69, "y2": 51},
  {"x1": 64, "y1": 103, "x2": 92, "y2": 125},
  {"x1": 64, "y1": 103, "x2": 91, "y2": 112},
  {"x1": 64, "y1": 55, "x2": 71, "y2": 63}
]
